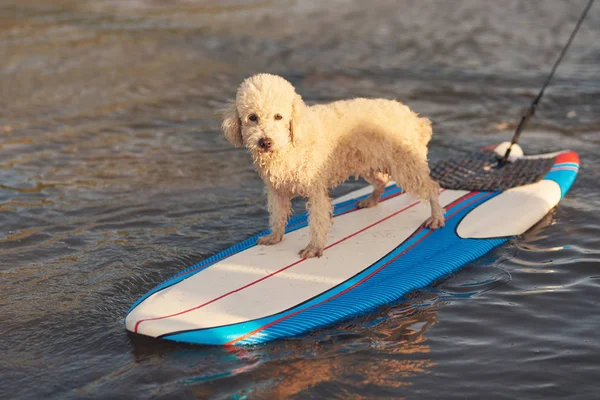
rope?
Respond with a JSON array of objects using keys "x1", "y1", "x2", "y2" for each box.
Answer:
[{"x1": 499, "y1": 0, "x2": 595, "y2": 165}]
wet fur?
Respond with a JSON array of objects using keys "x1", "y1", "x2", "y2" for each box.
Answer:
[{"x1": 221, "y1": 73, "x2": 444, "y2": 258}]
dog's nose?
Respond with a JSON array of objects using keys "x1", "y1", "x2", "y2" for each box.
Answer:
[{"x1": 258, "y1": 137, "x2": 272, "y2": 150}]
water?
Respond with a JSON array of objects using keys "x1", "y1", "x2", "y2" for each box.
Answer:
[{"x1": 1, "y1": 0, "x2": 599, "y2": 398}]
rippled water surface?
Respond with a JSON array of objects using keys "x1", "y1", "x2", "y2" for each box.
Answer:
[{"x1": 2, "y1": 1, "x2": 600, "y2": 398}]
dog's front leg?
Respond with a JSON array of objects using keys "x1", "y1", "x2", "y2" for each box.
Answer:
[
  {"x1": 258, "y1": 187, "x2": 291, "y2": 246},
  {"x1": 299, "y1": 188, "x2": 332, "y2": 258}
]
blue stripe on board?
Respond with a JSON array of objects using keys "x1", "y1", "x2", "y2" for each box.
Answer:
[
  {"x1": 125, "y1": 184, "x2": 403, "y2": 316},
  {"x1": 543, "y1": 169, "x2": 578, "y2": 199},
  {"x1": 162, "y1": 192, "x2": 498, "y2": 345}
]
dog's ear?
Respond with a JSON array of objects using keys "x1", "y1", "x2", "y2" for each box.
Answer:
[
  {"x1": 289, "y1": 94, "x2": 305, "y2": 143},
  {"x1": 220, "y1": 101, "x2": 243, "y2": 147}
]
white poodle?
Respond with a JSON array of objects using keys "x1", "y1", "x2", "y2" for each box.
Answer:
[{"x1": 221, "y1": 73, "x2": 444, "y2": 258}]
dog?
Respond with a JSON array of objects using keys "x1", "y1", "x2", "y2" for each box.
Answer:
[{"x1": 221, "y1": 73, "x2": 444, "y2": 259}]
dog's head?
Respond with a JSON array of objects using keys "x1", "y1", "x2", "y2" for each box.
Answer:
[{"x1": 221, "y1": 74, "x2": 304, "y2": 154}]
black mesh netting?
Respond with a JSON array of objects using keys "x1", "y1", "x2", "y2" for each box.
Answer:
[{"x1": 430, "y1": 151, "x2": 555, "y2": 191}]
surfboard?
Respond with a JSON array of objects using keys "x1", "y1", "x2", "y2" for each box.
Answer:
[{"x1": 125, "y1": 147, "x2": 579, "y2": 346}]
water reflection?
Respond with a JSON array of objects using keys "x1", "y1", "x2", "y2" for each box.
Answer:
[
  {"x1": 124, "y1": 303, "x2": 439, "y2": 399},
  {"x1": 122, "y1": 268, "x2": 513, "y2": 398}
]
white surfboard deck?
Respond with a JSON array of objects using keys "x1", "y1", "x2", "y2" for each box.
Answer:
[{"x1": 129, "y1": 189, "x2": 466, "y2": 337}]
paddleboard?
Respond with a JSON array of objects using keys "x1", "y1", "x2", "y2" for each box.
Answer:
[{"x1": 125, "y1": 147, "x2": 579, "y2": 345}]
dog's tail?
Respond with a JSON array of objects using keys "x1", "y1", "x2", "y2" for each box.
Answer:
[{"x1": 418, "y1": 117, "x2": 433, "y2": 146}]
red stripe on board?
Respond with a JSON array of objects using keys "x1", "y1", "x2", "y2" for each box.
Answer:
[
  {"x1": 226, "y1": 190, "x2": 489, "y2": 345},
  {"x1": 134, "y1": 190, "x2": 446, "y2": 333},
  {"x1": 442, "y1": 190, "x2": 480, "y2": 211},
  {"x1": 334, "y1": 190, "x2": 406, "y2": 218},
  {"x1": 445, "y1": 192, "x2": 490, "y2": 220},
  {"x1": 153, "y1": 188, "x2": 407, "y2": 300},
  {"x1": 555, "y1": 151, "x2": 579, "y2": 166},
  {"x1": 225, "y1": 227, "x2": 433, "y2": 346}
]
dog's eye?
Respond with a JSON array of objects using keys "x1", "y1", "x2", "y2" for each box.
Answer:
[
  {"x1": 274, "y1": 114, "x2": 283, "y2": 121},
  {"x1": 248, "y1": 114, "x2": 258, "y2": 122}
]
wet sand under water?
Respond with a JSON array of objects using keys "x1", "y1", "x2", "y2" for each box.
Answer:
[{"x1": 1, "y1": 1, "x2": 600, "y2": 399}]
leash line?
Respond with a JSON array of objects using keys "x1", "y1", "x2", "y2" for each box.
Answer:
[{"x1": 500, "y1": 0, "x2": 595, "y2": 165}]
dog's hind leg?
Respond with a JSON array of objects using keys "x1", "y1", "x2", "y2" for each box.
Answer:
[
  {"x1": 357, "y1": 171, "x2": 390, "y2": 209},
  {"x1": 390, "y1": 155, "x2": 445, "y2": 229},
  {"x1": 423, "y1": 185, "x2": 445, "y2": 229}
]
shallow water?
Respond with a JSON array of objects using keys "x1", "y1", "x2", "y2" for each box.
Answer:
[{"x1": 1, "y1": 0, "x2": 599, "y2": 398}]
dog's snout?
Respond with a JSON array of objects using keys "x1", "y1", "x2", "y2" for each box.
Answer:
[{"x1": 258, "y1": 137, "x2": 273, "y2": 150}]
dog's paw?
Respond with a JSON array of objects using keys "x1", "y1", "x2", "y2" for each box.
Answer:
[
  {"x1": 424, "y1": 216, "x2": 445, "y2": 230},
  {"x1": 258, "y1": 233, "x2": 283, "y2": 246},
  {"x1": 299, "y1": 245, "x2": 323, "y2": 259},
  {"x1": 357, "y1": 197, "x2": 379, "y2": 209}
]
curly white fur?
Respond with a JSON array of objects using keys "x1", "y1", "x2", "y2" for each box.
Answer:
[{"x1": 221, "y1": 73, "x2": 445, "y2": 258}]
